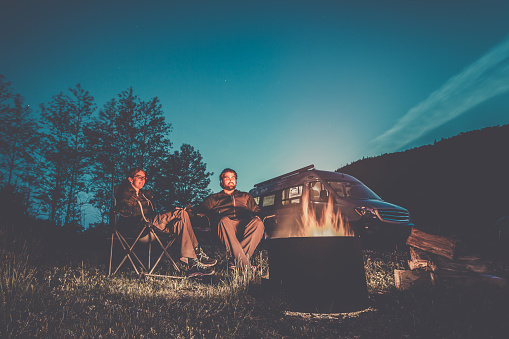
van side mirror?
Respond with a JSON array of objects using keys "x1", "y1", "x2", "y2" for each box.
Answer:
[{"x1": 319, "y1": 190, "x2": 328, "y2": 202}]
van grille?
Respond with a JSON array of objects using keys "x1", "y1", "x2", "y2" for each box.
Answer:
[{"x1": 376, "y1": 209, "x2": 410, "y2": 223}]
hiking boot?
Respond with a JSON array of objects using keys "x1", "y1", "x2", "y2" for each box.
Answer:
[
  {"x1": 194, "y1": 246, "x2": 217, "y2": 267},
  {"x1": 187, "y1": 258, "x2": 215, "y2": 278}
]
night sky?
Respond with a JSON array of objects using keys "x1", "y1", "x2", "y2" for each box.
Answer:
[{"x1": 2, "y1": 0, "x2": 509, "y2": 195}]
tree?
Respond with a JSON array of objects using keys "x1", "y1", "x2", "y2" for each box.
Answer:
[
  {"x1": 39, "y1": 84, "x2": 95, "y2": 228},
  {"x1": 155, "y1": 144, "x2": 213, "y2": 208},
  {"x1": 0, "y1": 75, "x2": 12, "y2": 112},
  {"x1": 86, "y1": 98, "x2": 123, "y2": 222},
  {"x1": 113, "y1": 87, "x2": 172, "y2": 176},
  {"x1": 86, "y1": 88, "x2": 173, "y2": 222},
  {"x1": 135, "y1": 96, "x2": 172, "y2": 180},
  {"x1": 0, "y1": 76, "x2": 41, "y2": 213}
]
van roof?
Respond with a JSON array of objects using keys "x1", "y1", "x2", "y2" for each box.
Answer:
[{"x1": 249, "y1": 165, "x2": 361, "y2": 197}]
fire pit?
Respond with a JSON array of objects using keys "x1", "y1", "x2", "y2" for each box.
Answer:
[{"x1": 267, "y1": 236, "x2": 369, "y2": 313}]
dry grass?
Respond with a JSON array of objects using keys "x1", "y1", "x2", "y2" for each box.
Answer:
[{"x1": 2, "y1": 237, "x2": 509, "y2": 338}]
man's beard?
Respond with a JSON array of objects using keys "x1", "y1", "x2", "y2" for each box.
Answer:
[{"x1": 222, "y1": 182, "x2": 236, "y2": 191}]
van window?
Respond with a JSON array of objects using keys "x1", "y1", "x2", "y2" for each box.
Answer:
[
  {"x1": 262, "y1": 194, "x2": 275, "y2": 207},
  {"x1": 281, "y1": 185, "x2": 302, "y2": 206},
  {"x1": 327, "y1": 181, "x2": 380, "y2": 199},
  {"x1": 309, "y1": 181, "x2": 329, "y2": 202},
  {"x1": 254, "y1": 196, "x2": 260, "y2": 205}
]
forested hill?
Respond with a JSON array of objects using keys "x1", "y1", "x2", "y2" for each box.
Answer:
[{"x1": 337, "y1": 124, "x2": 509, "y2": 243}]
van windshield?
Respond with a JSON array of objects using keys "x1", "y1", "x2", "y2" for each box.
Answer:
[{"x1": 327, "y1": 181, "x2": 380, "y2": 200}]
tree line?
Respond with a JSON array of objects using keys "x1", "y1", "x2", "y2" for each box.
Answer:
[{"x1": 0, "y1": 75, "x2": 212, "y2": 231}]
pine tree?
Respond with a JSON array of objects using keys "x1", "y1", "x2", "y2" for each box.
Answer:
[
  {"x1": 86, "y1": 88, "x2": 172, "y2": 222},
  {"x1": 39, "y1": 84, "x2": 95, "y2": 228},
  {"x1": 136, "y1": 96, "x2": 172, "y2": 180},
  {"x1": 155, "y1": 144, "x2": 212, "y2": 208},
  {"x1": 86, "y1": 98, "x2": 123, "y2": 222},
  {"x1": 0, "y1": 85, "x2": 40, "y2": 185},
  {"x1": 0, "y1": 75, "x2": 12, "y2": 114},
  {"x1": 0, "y1": 76, "x2": 41, "y2": 214}
]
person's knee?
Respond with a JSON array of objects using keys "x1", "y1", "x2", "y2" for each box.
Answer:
[
  {"x1": 217, "y1": 217, "x2": 234, "y2": 229},
  {"x1": 174, "y1": 208, "x2": 189, "y2": 220},
  {"x1": 219, "y1": 216, "x2": 232, "y2": 224},
  {"x1": 217, "y1": 220, "x2": 228, "y2": 234},
  {"x1": 253, "y1": 217, "x2": 265, "y2": 231}
]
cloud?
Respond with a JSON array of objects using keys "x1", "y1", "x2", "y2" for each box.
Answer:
[{"x1": 371, "y1": 35, "x2": 509, "y2": 153}]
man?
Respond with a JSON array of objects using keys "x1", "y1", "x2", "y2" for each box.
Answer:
[
  {"x1": 115, "y1": 168, "x2": 216, "y2": 277},
  {"x1": 197, "y1": 168, "x2": 264, "y2": 269}
]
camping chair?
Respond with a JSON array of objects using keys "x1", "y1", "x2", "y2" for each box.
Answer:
[
  {"x1": 194, "y1": 214, "x2": 216, "y2": 253},
  {"x1": 262, "y1": 215, "x2": 276, "y2": 239},
  {"x1": 108, "y1": 187, "x2": 183, "y2": 279}
]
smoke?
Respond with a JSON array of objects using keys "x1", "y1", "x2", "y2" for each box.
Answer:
[{"x1": 371, "y1": 35, "x2": 509, "y2": 153}]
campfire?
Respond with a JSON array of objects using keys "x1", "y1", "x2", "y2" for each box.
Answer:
[
  {"x1": 297, "y1": 193, "x2": 354, "y2": 237},
  {"x1": 267, "y1": 191, "x2": 368, "y2": 313}
]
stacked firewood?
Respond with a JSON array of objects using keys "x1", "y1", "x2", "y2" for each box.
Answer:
[{"x1": 394, "y1": 228, "x2": 507, "y2": 290}]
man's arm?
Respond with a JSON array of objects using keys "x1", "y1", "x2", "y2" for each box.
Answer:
[
  {"x1": 246, "y1": 193, "x2": 261, "y2": 214},
  {"x1": 188, "y1": 195, "x2": 213, "y2": 217}
]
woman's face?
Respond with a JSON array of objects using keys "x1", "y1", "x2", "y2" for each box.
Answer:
[{"x1": 129, "y1": 170, "x2": 146, "y2": 190}]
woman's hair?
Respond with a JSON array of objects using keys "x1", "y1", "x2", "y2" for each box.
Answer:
[{"x1": 127, "y1": 167, "x2": 145, "y2": 179}]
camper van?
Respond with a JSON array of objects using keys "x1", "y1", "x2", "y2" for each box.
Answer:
[{"x1": 249, "y1": 165, "x2": 413, "y2": 239}]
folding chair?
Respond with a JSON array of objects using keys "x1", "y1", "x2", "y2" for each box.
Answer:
[
  {"x1": 108, "y1": 187, "x2": 184, "y2": 279},
  {"x1": 262, "y1": 215, "x2": 276, "y2": 239},
  {"x1": 195, "y1": 214, "x2": 216, "y2": 254}
]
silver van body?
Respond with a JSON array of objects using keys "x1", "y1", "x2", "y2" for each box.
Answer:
[{"x1": 249, "y1": 165, "x2": 413, "y2": 239}]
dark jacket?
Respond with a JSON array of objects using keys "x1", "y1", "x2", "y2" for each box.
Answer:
[
  {"x1": 198, "y1": 190, "x2": 260, "y2": 224},
  {"x1": 114, "y1": 181, "x2": 155, "y2": 223}
]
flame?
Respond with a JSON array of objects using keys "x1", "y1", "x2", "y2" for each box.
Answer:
[{"x1": 297, "y1": 193, "x2": 354, "y2": 237}]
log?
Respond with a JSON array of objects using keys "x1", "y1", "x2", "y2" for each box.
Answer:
[
  {"x1": 431, "y1": 255, "x2": 490, "y2": 274},
  {"x1": 434, "y1": 272, "x2": 508, "y2": 288},
  {"x1": 408, "y1": 247, "x2": 438, "y2": 271},
  {"x1": 394, "y1": 269, "x2": 433, "y2": 290},
  {"x1": 408, "y1": 248, "x2": 490, "y2": 274},
  {"x1": 406, "y1": 228, "x2": 456, "y2": 260}
]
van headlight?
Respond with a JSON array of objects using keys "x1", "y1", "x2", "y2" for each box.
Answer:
[{"x1": 354, "y1": 206, "x2": 377, "y2": 218}]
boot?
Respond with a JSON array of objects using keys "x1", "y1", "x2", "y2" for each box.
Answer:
[
  {"x1": 187, "y1": 258, "x2": 215, "y2": 278},
  {"x1": 194, "y1": 246, "x2": 217, "y2": 267}
]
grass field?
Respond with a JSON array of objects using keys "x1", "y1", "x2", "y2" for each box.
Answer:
[{"x1": 2, "y1": 233, "x2": 509, "y2": 338}]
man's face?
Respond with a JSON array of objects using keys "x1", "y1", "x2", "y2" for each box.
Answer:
[
  {"x1": 129, "y1": 171, "x2": 146, "y2": 190},
  {"x1": 221, "y1": 172, "x2": 237, "y2": 191}
]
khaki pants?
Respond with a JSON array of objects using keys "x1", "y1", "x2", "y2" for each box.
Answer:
[
  {"x1": 147, "y1": 209, "x2": 198, "y2": 259},
  {"x1": 217, "y1": 216, "x2": 265, "y2": 267}
]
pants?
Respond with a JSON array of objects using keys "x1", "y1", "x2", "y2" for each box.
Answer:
[
  {"x1": 217, "y1": 216, "x2": 265, "y2": 267},
  {"x1": 147, "y1": 209, "x2": 198, "y2": 259}
]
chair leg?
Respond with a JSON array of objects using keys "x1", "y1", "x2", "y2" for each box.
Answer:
[
  {"x1": 148, "y1": 241, "x2": 151, "y2": 271},
  {"x1": 210, "y1": 227, "x2": 215, "y2": 254},
  {"x1": 112, "y1": 228, "x2": 149, "y2": 276},
  {"x1": 113, "y1": 232, "x2": 142, "y2": 276},
  {"x1": 109, "y1": 232, "x2": 114, "y2": 276},
  {"x1": 109, "y1": 226, "x2": 184, "y2": 278},
  {"x1": 148, "y1": 234, "x2": 179, "y2": 275}
]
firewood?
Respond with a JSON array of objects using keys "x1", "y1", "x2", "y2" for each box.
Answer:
[
  {"x1": 432, "y1": 255, "x2": 489, "y2": 274},
  {"x1": 434, "y1": 272, "x2": 508, "y2": 288},
  {"x1": 394, "y1": 269, "x2": 433, "y2": 290},
  {"x1": 408, "y1": 247, "x2": 438, "y2": 271},
  {"x1": 406, "y1": 228, "x2": 456, "y2": 260},
  {"x1": 408, "y1": 245, "x2": 490, "y2": 274}
]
